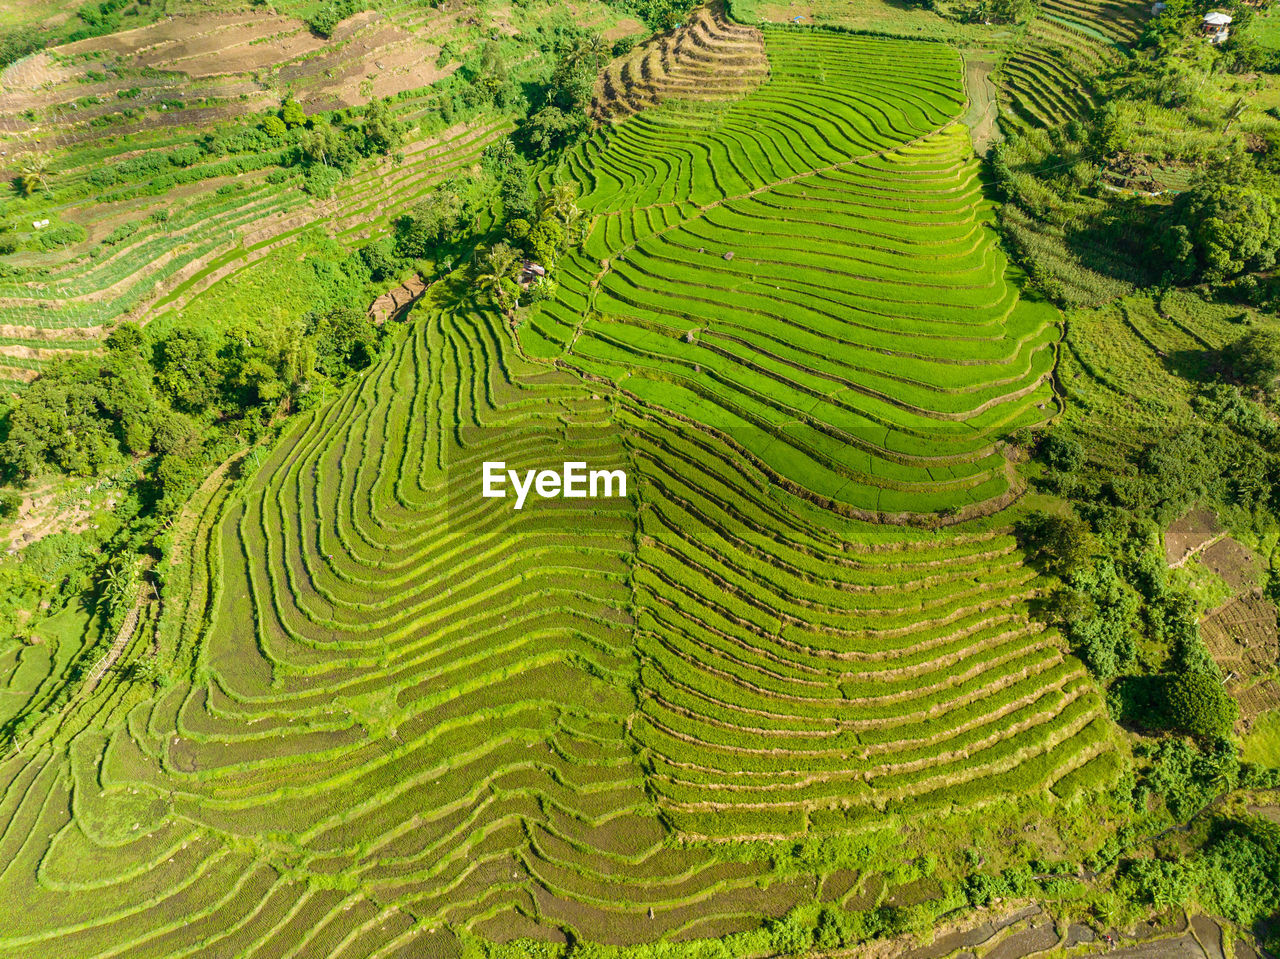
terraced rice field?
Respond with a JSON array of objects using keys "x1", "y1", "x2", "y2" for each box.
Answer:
[
  {"x1": 1038, "y1": 0, "x2": 1146, "y2": 43},
  {"x1": 623, "y1": 412, "x2": 1116, "y2": 839},
  {"x1": 0, "y1": 24, "x2": 1120, "y2": 954},
  {"x1": 0, "y1": 303, "x2": 1112, "y2": 951},
  {"x1": 538, "y1": 30, "x2": 1059, "y2": 517},
  {"x1": 592, "y1": 1, "x2": 769, "y2": 120},
  {"x1": 998, "y1": 19, "x2": 1108, "y2": 132},
  {"x1": 0, "y1": 296, "x2": 817, "y2": 951},
  {"x1": 0, "y1": 117, "x2": 508, "y2": 385},
  {"x1": 997, "y1": 0, "x2": 1142, "y2": 135}
]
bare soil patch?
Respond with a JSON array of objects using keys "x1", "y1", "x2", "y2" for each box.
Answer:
[
  {"x1": 1245, "y1": 800, "x2": 1280, "y2": 823},
  {"x1": 3, "y1": 479, "x2": 121, "y2": 554},
  {"x1": 1199, "y1": 537, "x2": 1261, "y2": 592},
  {"x1": 601, "y1": 16, "x2": 648, "y2": 40},
  {"x1": 1102, "y1": 936, "x2": 1209, "y2": 958},
  {"x1": 985, "y1": 923, "x2": 1059, "y2": 959},
  {"x1": 10, "y1": 8, "x2": 440, "y2": 130},
  {"x1": 0, "y1": 323, "x2": 100, "y2": 342},
  {"x1": 0, "y1": 366, "x2": 37, "y2": 385},
  {"x1": 368, "y1": 273, "x2": 430, "y2": 324},
  {"x1": 963, "y1": 54, "x2": 1001, "y2": 155},
  {"x1": 890, "y1": 905, "x2": 1042, "y2": 958},
  {"x1": 279, "y1": 23, "x2": 453, "y2": 108},
  {"x1": 1190, "y1": 915, "x2": 1227, "y2": 959},
  {"x1": 0, "y1": 52, "x2": 80, "y2": 91},
  {"x1": 1165, "y1": 507, "x2": 1222, "y2": 566},
  {"x1": 1202, "y1": 582, "x2": 1280, "y2": 734},
  {"x1": 0, "y1": 344, "x2": 77, "y2": 363},
  {"x1": 818, "y1": 867, "x2": 861, "y2": 902},
  {"x1": 1065, "y1": 922, "x2": 1096, "y2": 946},
  {"x1": 60, "y1": 12, "x2": 326, "y2": 78},
  {"x1": 849, "y1": 903, "x2": 1265, "y2": 959},
  {"x1": 1235, "y1": 940, "x2": 1261, "y2": 959}
]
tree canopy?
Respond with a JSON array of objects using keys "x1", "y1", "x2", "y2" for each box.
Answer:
[
  {"x1": 1227, "y1": 328, "x2": 1280, "y2": 390},
  {"x1": 1165, "y1": 671, "x2": 1239, "y2": 738}
]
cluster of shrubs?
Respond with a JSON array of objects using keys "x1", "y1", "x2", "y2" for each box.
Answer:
[
  {"x1": 385, "y1": 133, "x2": 584, "y2": 308},
  {"x1": 989, "y1": 0, "x2": 1280, "y2": 308},
  {"x1": 75, "y1": 96, "x2": 406, "y2": 202},
  {"x1": 305, "y1": 0, "x2": 367, "y2": 38},
  {"x1": 600, "y1": 0, "x2": 698, "y2": 30},
  {"x1": 0, "y1": 305, "x2": 378, "y2": 504},
  {"x1": 1009, "y1": 327, "x2": 1280, "y2": 933},
  {"x1": 1120, "y1": 814, "x2": 1280, "y2": 954},
  {"x1": 0, "y1": 235, "x2": 386, "y2": 508},
  {"x1": 1013, "y1": 324, "x2": 1280, "y2": 732}
]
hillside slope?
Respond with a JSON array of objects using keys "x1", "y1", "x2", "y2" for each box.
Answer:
[{"x1": 0, "y1": 21, "x2": 1119, "y2": 957}]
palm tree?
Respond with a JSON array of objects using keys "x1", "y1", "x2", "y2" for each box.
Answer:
[
  {"x1": 1092, "y1": 896, "x2": 1119, "y2": 930},
  {"x1": 473, "y1": 242, "x2": 523, "y2": 317},
  {"x1": 538, "y1": 183, "x2": 579, "y2": 225},
  {"x1": 15, "y1": 152, "x2": 50, "y2": 196},
  {"x1": 100, "y1": 564, "x2": 126, "y2": 601},
  {"x1": 564, "y1": 35, "x2": 597, "y2": 72},
  {"x1": 584, "y1": 33, "x2": 609, "y2": 71},
  {"x1": 99, "y1": 561, "x2": 138, "y2": 612},
  {"x1": 1208, "y1": 760, "x2": 1234, "y2": 795}
]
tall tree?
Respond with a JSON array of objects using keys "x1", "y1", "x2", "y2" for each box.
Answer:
[
  {"x1": 538, "y1": 183, "x2": 580, "y2": 224},
  {"x1": 473, "y1": 242, "x2": 523, "y2": 317}
]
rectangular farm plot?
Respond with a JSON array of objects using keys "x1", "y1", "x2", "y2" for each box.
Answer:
[
  {"x1": 1203, "y1": 591, "x2": 1279, "y2": 686},
  {"x1": 1199, "y1": 537, "x2": 1263, "y2": 592}
]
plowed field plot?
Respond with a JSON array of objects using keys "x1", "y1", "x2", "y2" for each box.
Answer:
[
  {"x1": 57, "y1": 11, "x2": 330, "y2": 77},
  {"x1": 1199, "y1": 536, "x2": 1261, "y2": 592},
  {"x1": 1238, "y1": 679, "x2": 1280, "y2": 724},
  {"x1": 1203, "y1": 591, "x2": 1279, "y2": 681}
]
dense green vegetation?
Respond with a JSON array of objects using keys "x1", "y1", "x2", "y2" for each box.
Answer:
[
  {"x1": 1007, "y1": 288, "x2": 1280, "y2": 950},
  {"x1": 992, "y1": 0, "x2": 1280, "y2": 308},
  {"x1": 0, "y1": 232, "x2": 384, "y2": 741},
  {"x1": 1121, "y1": 815, "x2": 1280, "y2": 944},
  {"x1": 0, "y1": 20, "x2": 1133, "y2": 954},
  {"x1": 1, "y1": 0, "x2": 1280, "y2": 954}
]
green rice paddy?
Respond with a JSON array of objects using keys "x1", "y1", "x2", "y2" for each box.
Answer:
[
  {"x1": 529, "y1": 30, "x2": 1060, "y2": 518},
  {"x1": 0, "y1": 24, "x2": 1120, "y2": 954},
  {"x1": 0, "y1": 119, "x2": 510, "y2": 386}
]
